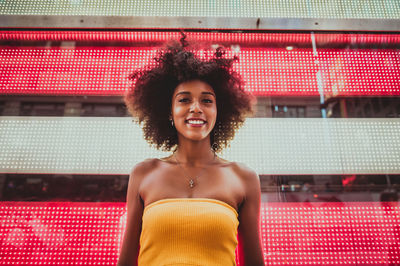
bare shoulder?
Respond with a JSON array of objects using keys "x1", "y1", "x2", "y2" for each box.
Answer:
[
  {"x1": 229, "y1": 161, "x2": 260, "y2": 189},
  {"x1": 230, "y1": 161, "x2": 258, "y2": 180},
  {"x1": 216, "y1": 156, "x2": 257, "y2": 181},
  {"x1": 129, "y1": 158, "x2": 161, "y2": 180}
]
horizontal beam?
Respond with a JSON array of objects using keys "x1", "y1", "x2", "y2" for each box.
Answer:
[
  {"x1": 0, "y1": 116, "x2": 399, "y2": 175},
  {"x1": 1, "y1": 0, "x2": 399, "y2": 31},
  {"x1": 1, "y1": 15, "x2": 400, "y2": 31}
]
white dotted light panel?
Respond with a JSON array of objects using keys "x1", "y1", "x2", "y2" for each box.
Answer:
[
  {"x1": 0, "y1": 117, "x2": 399, "y2": 175},
  {"x1": 0, "y1": 116, "x2": 167, "y2": 174},
  {"x1": 0, "y1": 201, "x2": 399, "y2": 265},
  {"x1": 0, "y1": 0, "x2": 399, "y2": 19}
]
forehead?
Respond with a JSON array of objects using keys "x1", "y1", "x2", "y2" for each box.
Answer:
[{"x1": 173, "y1": 80, "x2": 215, "y2": 96}]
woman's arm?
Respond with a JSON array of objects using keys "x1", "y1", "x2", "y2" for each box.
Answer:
[
  {"x1": 117, "y1": 163, "x2": 146, "y2": 266},
  {"x1": 237, "y1": 167, "x2": 265, "y2": 266}
]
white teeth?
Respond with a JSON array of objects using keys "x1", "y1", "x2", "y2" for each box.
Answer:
[{"x1": 187, "y1": 120, "x2": 205, "y2": 124}]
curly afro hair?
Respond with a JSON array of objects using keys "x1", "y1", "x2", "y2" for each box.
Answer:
[{"x1": 124, "y1": 35, "x2": 253, "y2": 153}]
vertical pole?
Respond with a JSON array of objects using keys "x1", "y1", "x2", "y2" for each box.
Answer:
[{"x1": 311, "y1": 31, "x2": 326, "y2": 118}]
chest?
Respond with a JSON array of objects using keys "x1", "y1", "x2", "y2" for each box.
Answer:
[{"x1": 139, "y1": 166, "x2": 245, "y2": 211}]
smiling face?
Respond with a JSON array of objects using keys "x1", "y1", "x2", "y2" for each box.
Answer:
[{"x1": 171, "y1": 80, "x2": 217, "y2": 144}]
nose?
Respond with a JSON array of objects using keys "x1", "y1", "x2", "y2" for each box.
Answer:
[{"x1": 189, "y1": 100, "x2": 202, "y2": 113}]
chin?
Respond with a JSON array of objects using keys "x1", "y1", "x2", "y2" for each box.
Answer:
[{"x1": 182, "y1": 133, "x2": 210, "y2": 142}]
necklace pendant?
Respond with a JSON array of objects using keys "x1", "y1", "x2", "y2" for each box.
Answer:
[{"x1": 189, "y1": 179, "x2": 195, "y2": 188}]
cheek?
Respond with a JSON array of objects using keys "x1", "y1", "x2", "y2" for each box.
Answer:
[
  {"x1": 210, "y1": 107, "x2": 217, "y2": 124},
  {"x1": 174, "y1": 106, "x2": 186, "y2": 118},
  {"x1": 212, "y1": 110, "x2": 217, "y2": 120},
  {"x1": 213, "y1": 104, "x2": 218, "y2": 117},
  {"x1": 171, "y1": 103, "x2": 184, "y2": 117}
]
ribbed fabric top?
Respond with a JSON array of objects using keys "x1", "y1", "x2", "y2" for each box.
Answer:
[{"x1": 138, "y1": 198, "x2": 239, "y2": 266}]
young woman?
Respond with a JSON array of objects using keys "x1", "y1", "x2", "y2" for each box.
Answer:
[{"x1": 118, "y1": 37, "x2": 264, "y2": 266}]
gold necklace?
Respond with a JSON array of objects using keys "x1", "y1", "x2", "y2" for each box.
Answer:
[{"x1": 173, "y1": 151, "x2": 216, "y2": 188}]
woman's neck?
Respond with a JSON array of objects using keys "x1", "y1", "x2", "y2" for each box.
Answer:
[{"x1": 175, "y1": 138, "x2": 214, "y2": 166}]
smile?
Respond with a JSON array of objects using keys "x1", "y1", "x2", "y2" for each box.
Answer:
[{"x1": 186, "y1": 119, "x2": 206, "y2": 125}]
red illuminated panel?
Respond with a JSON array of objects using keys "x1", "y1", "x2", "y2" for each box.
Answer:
[
  {"x1": 0, "y1": 47, "x2": 319, "y2": 96},
  {"x1": 1, "y1": 31, "x2": 400, "y2": 46},
  {"x1": 0, "y1": 31, "x2": 313, "y2": 45},
  {"x1": 1, "y1": 46, "x2": 399, "y2": 96},
  {"x1": 0, "y1": 202, "x2": 126, "y2": 265},
  {"x1": 1, "y1": 201, "x2": 399, "y2": 265},
  {"x1": 314, "y1": 33, "x2": 400, "y2": 46},
  {"x1": 319, "y1": 50, "x2": 400, "y2": 96}
]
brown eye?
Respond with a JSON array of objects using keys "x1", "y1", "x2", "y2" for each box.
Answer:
[{"x1": 178, "y1": 98, "x2": 190, "y2": 103}]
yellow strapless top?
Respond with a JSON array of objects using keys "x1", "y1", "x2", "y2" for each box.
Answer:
[{"x1": 138, "y1": 198, "x2": 239, "y2": 266}]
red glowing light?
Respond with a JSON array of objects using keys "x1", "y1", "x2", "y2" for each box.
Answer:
[
  {"x1": 0, "y1": 201, "x2": 399, "y2": 265},
  {"x1": 1, "y1": 31, "x2": 400, "y2": 46},
  {"x1": 1, "y1": 46, "x2": 399, "y2": 96},
  {"x1": 0, "y1": 31, "x2": 314, "y2": 44}
]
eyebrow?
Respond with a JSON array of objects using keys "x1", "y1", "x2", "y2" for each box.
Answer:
[{"x1": 175, "y1": 91, "x2": 216, "y2": 97}]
